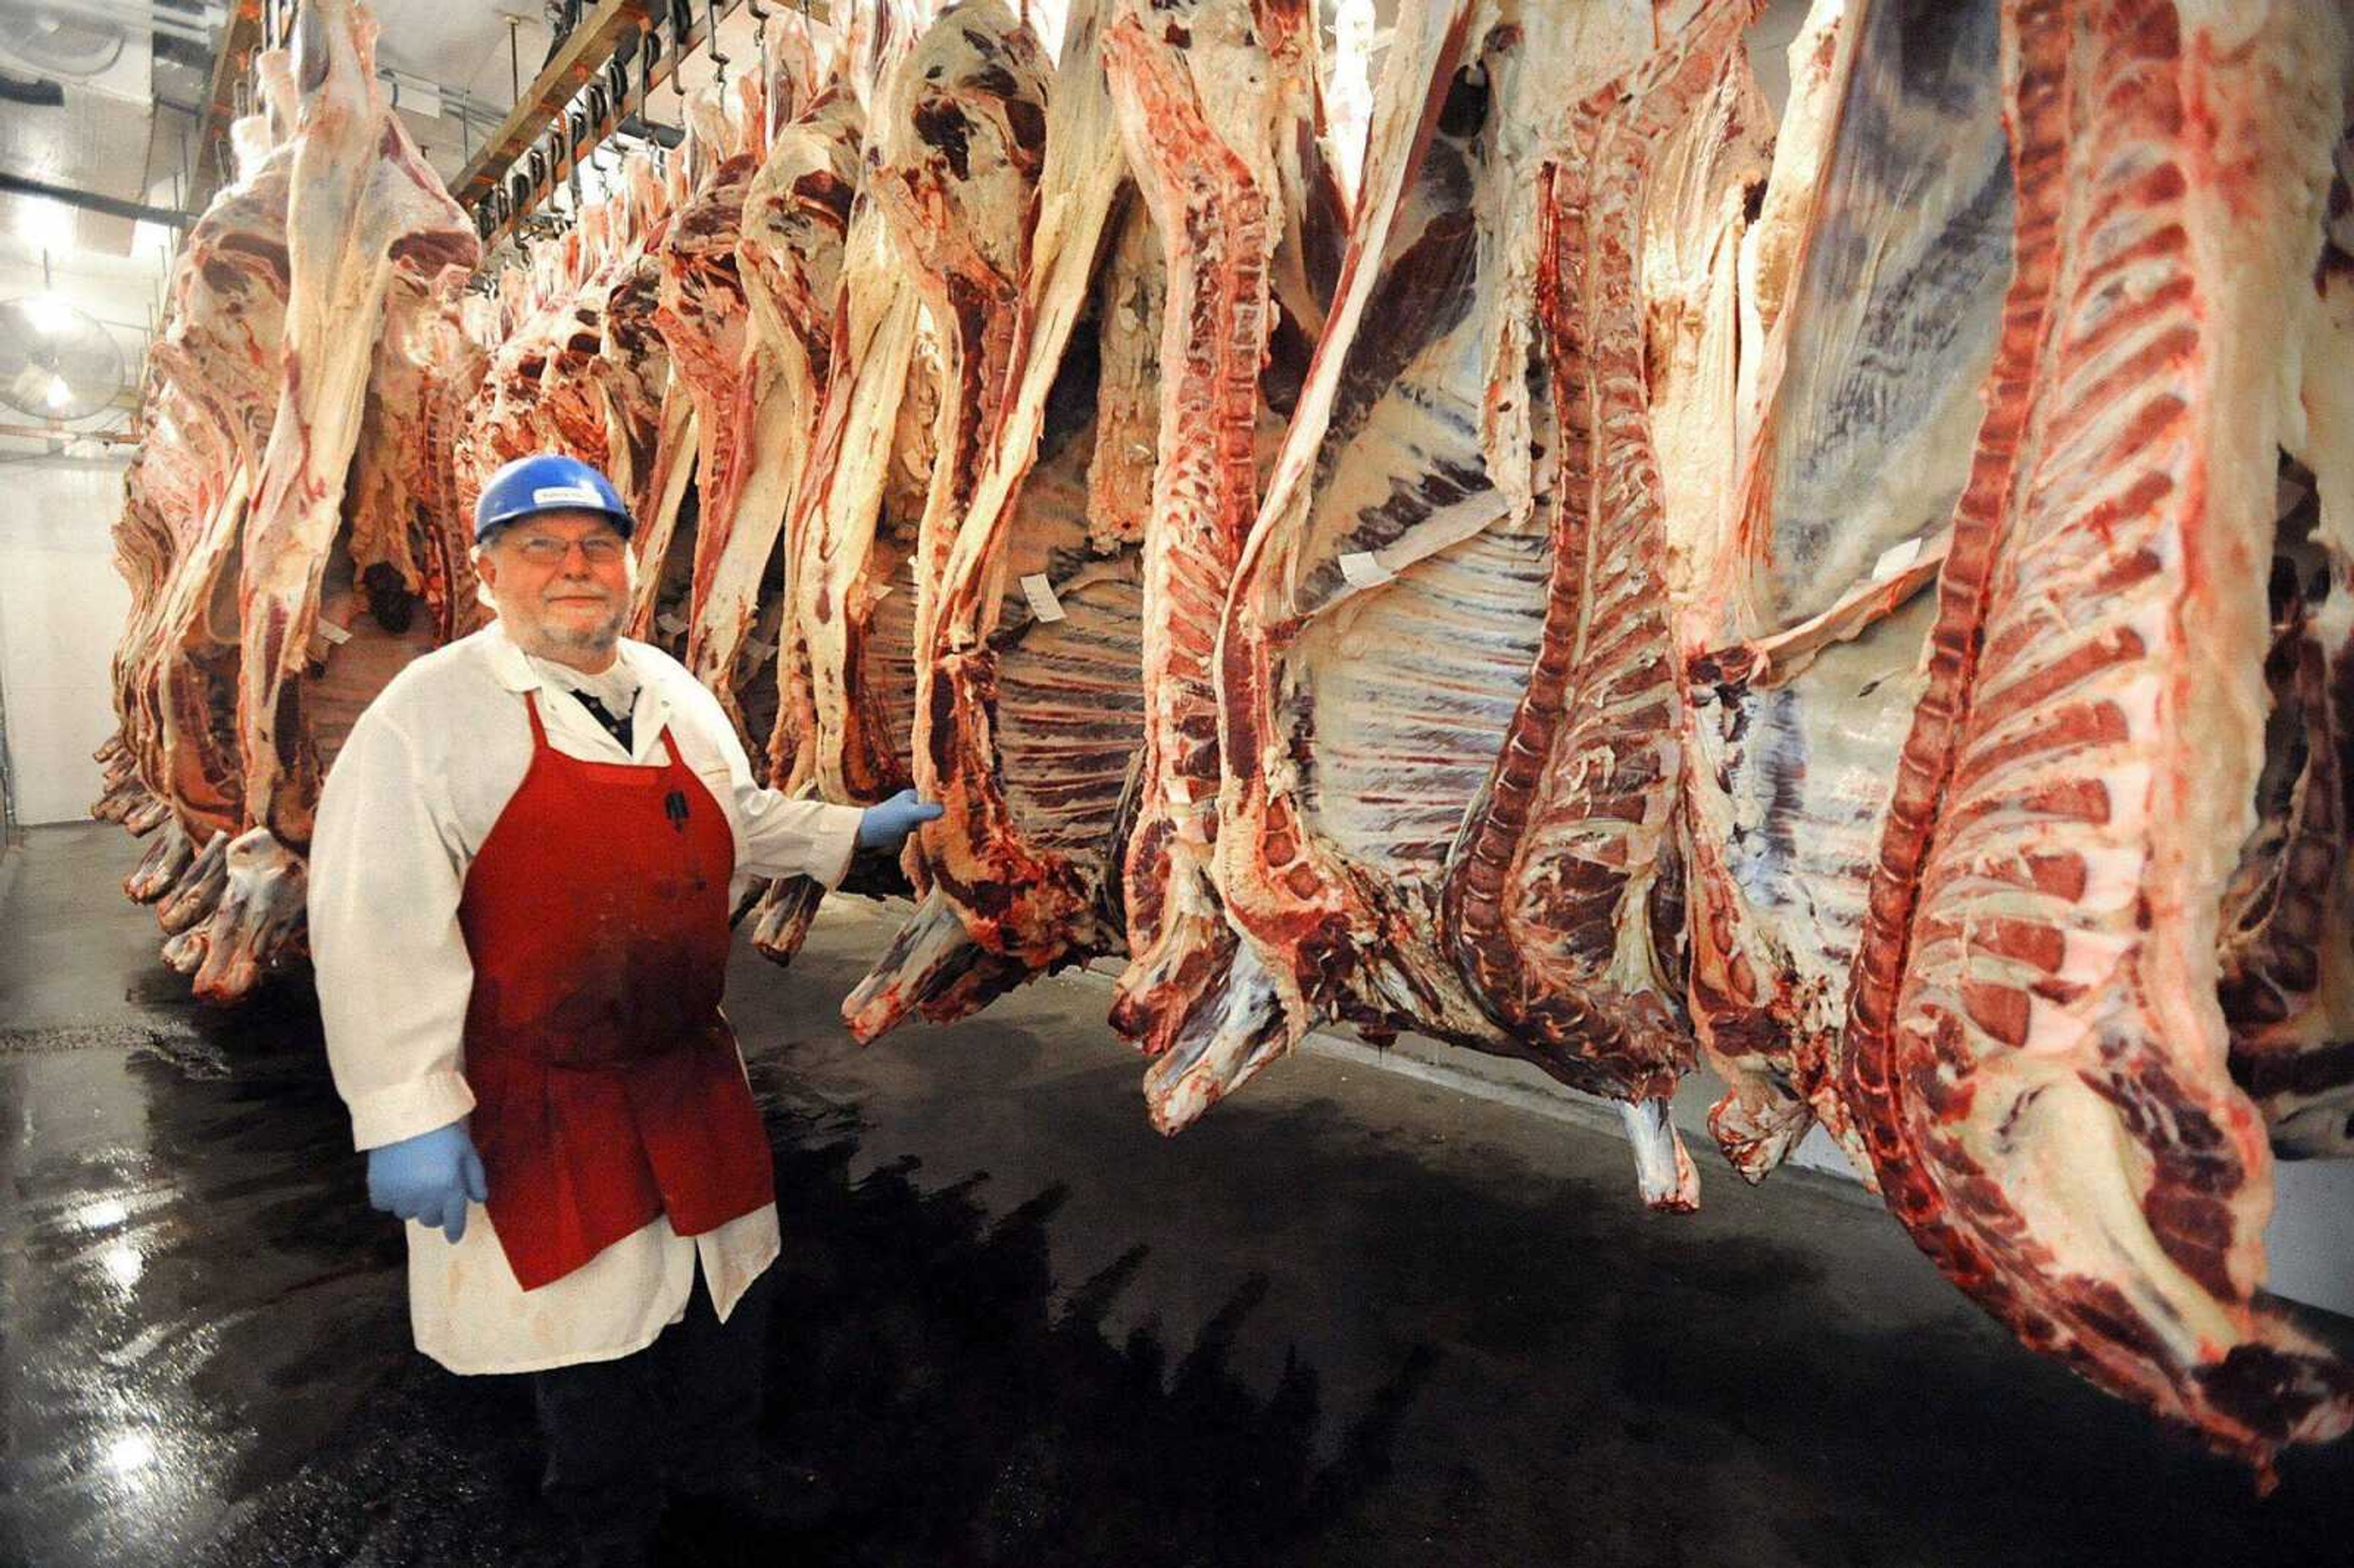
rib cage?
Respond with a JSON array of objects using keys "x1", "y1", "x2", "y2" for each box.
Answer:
[
  {"x1": 1203, "y1": 0, "x2": 1514, "y2": 1128},
  {"x1": 1444, "y1": 5, "x2": 1758, "y2": 1134},
  {"x1": 1680, "y1": 0, "x2": 2016, "y2": 1183},
  {"x1": 1190, "y1": 1, "x2": 1742, "y2": 1205},
  {"x1": 1842, "y1": 0, "x2": 2354, "y2": 1475}
]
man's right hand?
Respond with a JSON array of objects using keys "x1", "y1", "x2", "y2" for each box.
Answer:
[
  {"x1": 366, "y1": 1119, "x2": 489, "y2": 1243},
  {"x1": 856, "y1": 788, "x2": 945, "y2": 851}
]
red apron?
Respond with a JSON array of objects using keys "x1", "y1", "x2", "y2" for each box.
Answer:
[{"x1": 457, "y1": 690, "x2": 774, "y2": 1292}]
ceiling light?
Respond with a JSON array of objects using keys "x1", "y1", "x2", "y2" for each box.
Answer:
[{"x1": 24, "y1": 292, "x2": 80, "y2": 337}]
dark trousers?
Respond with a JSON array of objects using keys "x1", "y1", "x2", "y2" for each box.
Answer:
[{"x1": 530, "y1": 1266, "x2": 775, "y2": 1550}]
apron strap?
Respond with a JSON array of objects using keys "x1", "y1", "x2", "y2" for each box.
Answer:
[{"x1": 520, "y1": 688, "x2": 554, "y2": 752}]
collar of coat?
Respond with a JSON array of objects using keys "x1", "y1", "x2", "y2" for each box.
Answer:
[{"x1": 480, "y1": 619, "x2": 660, "y2": 698}]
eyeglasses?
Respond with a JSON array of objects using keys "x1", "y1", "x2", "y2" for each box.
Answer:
[{"x1": 506, "y1": 533, "x2": 628, "y2": 565}]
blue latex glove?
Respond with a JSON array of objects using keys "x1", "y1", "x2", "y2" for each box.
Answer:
[
  {"x1": 856, "y1": 788, "x2": 945, "y2": 851},
  {"x1": 366, "y1": 1119, "x2": 489, "y2": 1243}
]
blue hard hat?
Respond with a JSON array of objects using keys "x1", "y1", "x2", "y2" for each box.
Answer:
[{"x1": 474, "y1": 453, "x2": 634, "y2": 542}]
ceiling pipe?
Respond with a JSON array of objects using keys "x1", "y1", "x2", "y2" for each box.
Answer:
[{"x1": 0, "y1": 172, "x2": 193, "y2": 229}]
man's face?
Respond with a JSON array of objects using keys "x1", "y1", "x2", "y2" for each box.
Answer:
[{"x1": 476, "y1": 511, "x2": 632, "y2": 667}]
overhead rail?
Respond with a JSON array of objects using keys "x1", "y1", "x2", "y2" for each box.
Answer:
[
  {"x1": 178, "y1": 0, "x2": 810, "y2": 262},
  {"x1": 452, "y1": 0, "x2": 769, "y2": 257}
]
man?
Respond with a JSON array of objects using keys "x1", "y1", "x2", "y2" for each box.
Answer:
[{"x1": 310, "y1": 453, "x2": 939, "y2": 1566}]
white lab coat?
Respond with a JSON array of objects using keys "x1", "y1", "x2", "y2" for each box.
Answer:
[{"x1": 310, "y1": 621, "x2": 865, "y2": 1374}]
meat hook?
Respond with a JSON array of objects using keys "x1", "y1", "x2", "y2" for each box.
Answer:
[
  {"x1": 565, "y1": 107, "x2": 588, "y2": 207},
  {"x1": 604, "y1": 55, "x2": 631, "y2": 126},
  {"x1": 705, "y1": 0, "x2": 731, "y2": 87},
  {"x1": 588, "y1": 84, "x2": 620, "y2": 176}
]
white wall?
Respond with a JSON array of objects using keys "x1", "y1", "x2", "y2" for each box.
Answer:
[
  {"x1": 0, "y1": 219, "x2": 170, "y2": 831},
  {"x1": 0, "y1": 455, "x2": 135, "y2": 826}
]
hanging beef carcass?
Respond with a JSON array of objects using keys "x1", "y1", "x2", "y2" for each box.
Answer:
[
  {"x1": 179, "y1": 0, "x2": 481, "y2": 1000},
  {"x1": 1432, "y1": 1, "x2": 1770, "y2": 1209},
  {"x1": 688, "y1": 70, "x2": 866, "y2": 759},
  {"x1": 2223, "y1": 124, "x2": 2354, "y2": 1159},
  {"x1": 300, "y1": 264, "x2": 491, "y2": 777},
  {"x1": 96, "y1": 358, "x2": 191, "y2": 842},
  {"x1": 1148, "y1": 0, "x2": 1553, "y2": 1132},
  {"x1": 109, "y1": 381, "x2": 202, "y2": 894},
  {"x1": 638, "y1": 78, "x2": 771, "y2": 658},
  {"x1": 747, "y1": 12, "x2": 943, "y2": 962},
  {"x1": 827, "y1": 0, "x2": 1062, "y2": 1032},
  {"x1": 1152, "y1": 0, "x2": 1753, "y2": 1206},
  {"x1": 841, "y1": 0, "x2": 1171, "y2": 1037},
  {"x1": 458, "y1": 201, "x2": 636, "y2": 545},
  {"x1": 1675, "y1": 0, "x2": 2014, "y2": 1183},
  {"x1": 108, "y1": 74, "x2": 300, "y2": 947},
  {"x1": 1839, "y1": 0, "x2": 2354, "y2": 1477},
  {"x1": 747, "y1": 1, "x2": 1044, "y2": 981},
  {"x1": 868, "y1": 2, "x2": 1051, "y2": 708},
  {"x1": 1097, "y1": 0, "x2": 1348, "y2": 1097},
  {"x1": 589, "y1": 156, "x2": 684, "y2": 543},
  {"x1": 108, "y1": 374, "x2": 237, "y2": 870}
]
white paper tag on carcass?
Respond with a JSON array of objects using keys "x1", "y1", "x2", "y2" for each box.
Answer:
[
  {"x1": 1019, "y1": 573, "x2": 1066, "y2": 623},
  {"x1": 1338, "y1": 550, "x2": 1395, "y2": 590},
  {"x1": 657, "y1": 610, "x2": 688, "y2": 636},
  {"x1": 1871, "y1": 536, "x2": 1923, "y2": 582},
  {"x1": 314, "y1": 617, "x2": 352, "y2": 646},
  {"x1": 1165, "y1": 775, "x2": 1192, "y2": 805}
]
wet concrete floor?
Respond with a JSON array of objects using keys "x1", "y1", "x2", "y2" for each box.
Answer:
[{"x1": 2, "y1": 821, "x2": 2351, "y2": 1567}]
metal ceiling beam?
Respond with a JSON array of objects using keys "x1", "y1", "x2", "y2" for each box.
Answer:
[
  {"x1": 457, "y1": 0, "x2": 763, "y2": 256},
  {"x1": 182, "y1": 0, "x2": 265, "y2": 216},
  {"x1": 451, "y1": 0, "x2": 664, "y2": 208},
  {"x1": 0, "y1": 172, "x2": 194, "y2": 229}
]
